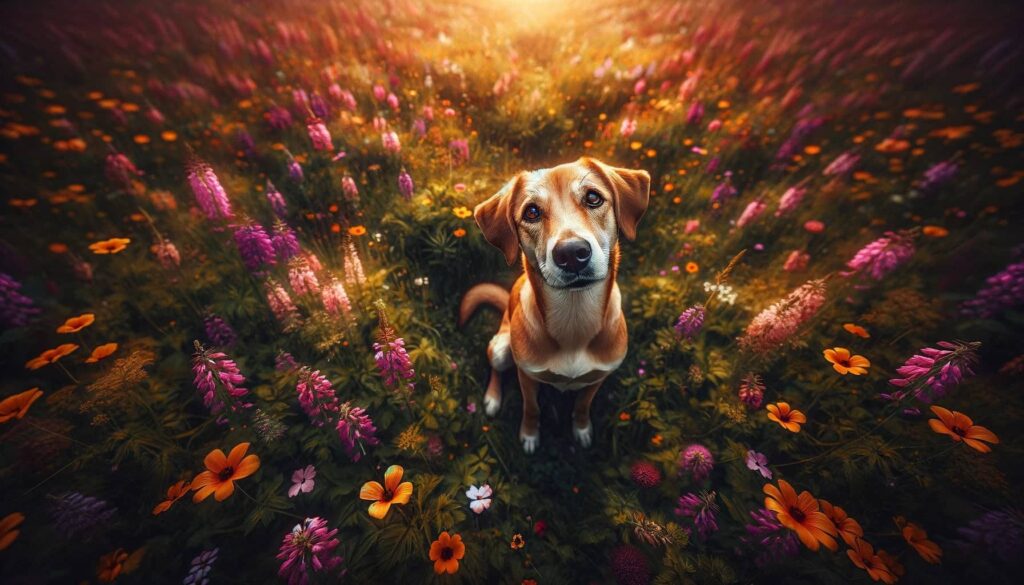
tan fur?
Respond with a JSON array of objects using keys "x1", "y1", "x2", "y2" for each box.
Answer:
[
  {"x1": 466, "y1": 157, "x2": 650, "y2": 453},
  {"x1": 458, "y1": 283, "x2": 510, "y2": 327}
]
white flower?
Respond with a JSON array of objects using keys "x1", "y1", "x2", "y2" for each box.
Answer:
[{"x1": 465, "y1": 484, "x2": 493, "y2": 514}]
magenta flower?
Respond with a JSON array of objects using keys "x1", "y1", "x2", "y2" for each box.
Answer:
[
  {"x1": 679, "y1": 443, "x2": 714, "y2": 483},
  {"x1": 335, "y1": 402, "x2": 380, "y2": 461},
  {"x1": 887, "y1": 340, "x2": 980, "y2": 403},
  {"x1": 191, "y1": 342, "x2": 252, "y2": 421},
  {"x1": 782, "y1": 250, "x2": 809, "y2": 272},
  {"x1": 296, "y1": 368, "x2": 339, "y2": 424},
  {"x1": 710, "y1": 172, "x2": 738, "y2": 205},
  {"x1": 845, "y1": 230, "x2": 915, "y2": 280},
  {"x1": 341, "y1": 175, "x2": 359, "y2": 202},
  {"x1": 742, "y1": 507, "x2": 800, "y2": 567},
  {"x1": 276, "y1": 517, "x2": 344, "y2": 585},
  {"x1": 104, "y1": 152, "x2": 142, "y2": 189},
  {"x1": 187, "y1": 159, "x2": 233, "y2": 221},
  {"x1": 271, "y1": 221, "x2": 301, "y2": 262},
  {"x1": 745, "y1": 450, "x2": 772, "y2": 479},
  {"x1": 288, "y1": 259, "x2": 321, "y2": 296},
  {"x1": 738, "y1": 279, "x2": 827, "y2": 355},
  {"x1": 686, "y1": 100, "x2": 704, "y2": 125},
  {"x1": 449, "y1": 139, "x2": 470, "y2": 165},
  {"x1": 233, "y1": 221, "x2": 277, "y2": 273},
  {"x1": 151, "y1": 239, "x2": 181, "y2": 270},
  {"x1": 823, "y1": 151, "x2": 860, "y2": 177},
  {"x1": 918, "y1": 160, "x2": 957, "y2": 191},
  {"x1": 306, "y1": 118, "x2": 333, "y2": 151},
  {"x1": 674, "y1": 304, "x2": 705, "y2": 340},
  {"x1": 266, "y1": 180, "x2": 288, "y2": 218},
  {"x1": 374, "y1": 337, "x2": 415, "y2": 389},
  {"x1": 203, "y1": 313, "x2": 237, "y2": 347},
  {"x1": 738, "y1": 373, "x2": 765, "y2": 409},
  {"x1": 265, "y1": 104, "x2": 293, "y2": 130},
  {"x1": 774, "y1": 186, "x2": 807, "y2": 217},
  {"x1": 0, "y1": 272, "x2": 40, "y2": 330},
  {"x1": 265, "y1": 278, "x2": 300, "y2": 325},
  {"x1": 675, "y1": 491, "x2": 719, "y2": 539},
  {"x1": 736, "y1": 199, "x2": 767, "y2": 228},
  {"x1": 288, "y1": 465, "x2": 316, "y2": 498},
  {"x1": 321, "y1": 277, "x2": 352, "y2": 318},
  {"x1": 398, "y1": 168, "x2": 414, "y2": 200},
  {"x1": 961, "y1": 260, "x2": 1024, "y2": 318}
]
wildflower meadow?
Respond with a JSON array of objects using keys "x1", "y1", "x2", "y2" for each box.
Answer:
[{"x1": 1, "y1": 0, "x2": 1022, "y2": 583}]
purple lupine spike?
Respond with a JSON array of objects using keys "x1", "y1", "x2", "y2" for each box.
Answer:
[
  {"x1": 956, "y1": 508, "x2": 1024, "y2": 563},
  {"x1": 373, "y1": 300, "x2": 415, "y2": 391},
  {"x1": 183, "y1": 548, "x2": 219, "y2": 585},
  {"x1": 674, "y1": 304, "x2": 705, "y2": 340},
  {"x1": 741, "y1": 508, "x2": 800, "y2": 567},
  {"x1": 675, "y1": 491, "x2": 719, "y2": 539},
  {"x1": 277, "y1": 517, "x2": 344, "y2": 585},
  {"x1": 266, "y1": 181, "x2": 288, "y2": 218},
  {"x1": 0, "y1": 272, "x2": 40, "y2": 330},
  {"x1": 678, "y1": 443, "x2": 714, "y2": 483},
  {"x1": 710, "y1": 172, "x2": 737, "y2": 205},
  {"x1": 296, "y1": 367, "x2": 339, "y2": 424},
  {"x1": 886, "y1": 340, "x2": 980, "y2": 403},
  {"x1": 310, "y1": 93, "x2": 329, "y2": 119},
  {"x1": 49, "y1": 492, "x2": 116, "y2": 540},
  {"x1": 306, "y1": 118, "x2": 333, "y2": 151},
  {"x1": 823, "y1": 151, "x2": 860, "y2": 177},
  {"x1": 104, "y1": 152, "x2": 143, "y2": 189},
  {"x1": 961, "y1": 260, "x2": 1024, "y2": 318},
  {"x1": 919, "y1": 160, "x2": 958, "y2": 191},
  {"x1": 233, "y1": 220, "x2": 277, "y2": 273},
  {"x1": 381, "y1": 131, "x2": 401, "y2": 153},
  {"x1": 187, "y1": 159, "x2": 233, "y2": 220},
  {"x1": 192, "y1": 342, "x2": 252, "y2": 420},
  {"x1": 845, "y1": 230, "x2": 915, "y2": 280},
  {"x1": 736, "y1": 199, "x2": 767, "y2": 228},
  {"x1": 265, "y1": 105, "x2": 293, "y2": 130},
  {"x1": 335, "y1": 402, "x2": 380, "y2": 461},
  {"x1": 398, "y1": 168, "x2": 414, "y2": 200},
  {"x1": 774, "y1": 186, "x2": 807, "y2": 217},
  {"x1": 271, "y1": 220, "x2": 300, "y2": 262},
  {"x1": 152, "y1": 240, "x2": 181, "y2": 269},
  {"x1": 203, "y1": 313, "x2": 237, "y2": 347},
  {"x1": 285, "y1": 151, "x2": 304, "y2": 182}
]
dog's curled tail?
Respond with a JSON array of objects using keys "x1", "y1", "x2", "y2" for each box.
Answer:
[{"x1": 458, "y1": 283, "x2": 509, "y2": 327}]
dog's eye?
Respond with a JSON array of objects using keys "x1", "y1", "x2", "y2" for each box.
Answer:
[
  {"x1": 522, "y1": 204, "x2": 542, "y2": 223},
  {"x1": 584, "y1": 189, "x2": 604, "y2": 208}
]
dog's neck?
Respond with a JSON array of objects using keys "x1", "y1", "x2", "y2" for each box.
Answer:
[{"x1": 522, "y1": 244, "x2": 620, "y2": 348}]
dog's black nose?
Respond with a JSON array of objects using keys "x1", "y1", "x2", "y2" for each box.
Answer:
[{"x1": 553, "y1": 238, "x2": 592, "y2": 273}]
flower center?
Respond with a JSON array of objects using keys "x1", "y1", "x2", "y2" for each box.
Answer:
[
  {"x1": 383, "y1": 488, "x2": 393, "y2": 501},
  {"x1": 951, "y1": 426, "x2": 966, "y2": 437},
  {"x1": 788, "y1": 506, "x2": 806, "y2": 523},
  {"x1": 218, "y1": 466, "x2": 234, "y2": 481},
  {"x1": 441, "y1": 547, "x2": 453, "y2": 560}
]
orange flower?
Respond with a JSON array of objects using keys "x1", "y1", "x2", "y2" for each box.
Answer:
[
  {"x1": 0, "y1": 388, "x2": 43, "y2": 423},
  {"x1": 510, "y1": 533, "x2": 525, "y2": 549},
  {"x1": 453, "y1": 228, "x2": 467, "y2": 238},
  {"x1": 57, "y1": 313, "x2": 95, "y2": 333},
  {"x1": 847, "y1": 538, "x2": 897, "y2": 583},
  {"x1": 97, "y1": 548, "x2": 129, "y2": 582},
  {"x1": 685, "y1": 261, "x2": 699, "y2": 273},
  {"x1": 89, "y1": 238, "x2": 131, "y2": 254},
  {"x1": 823, "y1": 347, "x2": 870, "y2": 375},
  {"x1": 359, "y1": 464, "x2": 413, "y2": 519},
  {"x1": 153, "y1": 480, "x2": 192, "y2": 515},
  {"x1": 766, "y1": 402, "x2": 806, "y2": 432},
  {"x1": 191, "y1": 443, "x2": 261, "y2": 502},
  {"x1": 763, "y1": 479, "x2": 838, "y2": 552},
  {"x1": 876, "y1": 549, "x2": 905, "y2": 578},
  {"x1": 25, "y1": 344, "x2": 78, "y2": 370},
  {"x1": 927, "y1": 405, "x2": 999, "y2": 452},
  {"x1": 348, "y1": 225, "x2": 367, "y2": 236},
  {"x1": 843, "y1": 323, "x2": 870, "y2": 338},
  {"x1": 429, "y1": 531, "x2": 465, "y2": 575},
  {"x1": 0, "y1": 512, "x2": 25, "y2": 551},
  {"x1": 897, "y1": 518, "x2": 941, "y2": 564},
  {"x1": 922, "y1": 225, "x2": 948, "y2": 238},
  {"x1": 452, "y1": 206, "x2": 472, "y2": 219},
  {"x1": 818, "y1": 499, "x2": 864, "y2": 547},
  {"x1": 86, "y1": 343, "x2": 119, "y2": 363}
]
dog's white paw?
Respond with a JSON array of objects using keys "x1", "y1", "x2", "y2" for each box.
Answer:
[
  {"x1": 520, "y1": 431, "x2": 540, "y2": 454},
  {"x1": 573, "y1": 422, "x2": 593, "y2": 448},
  {"x1": 484, "y1": 395, "x2": 501, "y2": 417}
]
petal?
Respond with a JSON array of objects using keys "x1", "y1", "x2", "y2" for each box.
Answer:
[
  {"x1": 929, "y1": 406, "x2": 956, "y2": 428},
  {"x1": 391, "y1": 481, "x2": 413, "y2": 505},
  {"x1": 191, "y1": 471, "x2": 218, "y2": 489},
  {"x1": 793, "y1": 524, "x2": 820, "y2": 551},
  {"x1": 806, "y1": 511, "x2": 838, "y2": 535},
  {"x1": 966, "y1": 425, "x2": 999, "y2": 444},
  {"x1": 849, "y1": 356, "x2": 870, "y2": 368},
  {"x1": 778, "y1": 480, "x2": 798, "y2": 506},
  {"x1": 951, "y1": 412, "x2": 974, "y2": 429},
  {"x1": 833, "y1": 363, "x2": 849, "y2": 375},
  {"x1": 824, "y1": 349, "x2": 838, "y2": 363},
  {"x1": 203, "y1": 449, "x2": 228, "y2": 473},
  {"x1": 789, "y1": 410, "x2": 807, "y2": 424},
  {"x1": 359, "y1": 481, "x2": 385, "y2": 501},
  {"x1": 192, "y1": 483, "x2": 218, "y2": 503},
  {"x1": 928, "y1": 419, "x2": 955, "y2": 437},
  {"x1": 226, "y1": 442, "x2": 251, "y2": 467},
  {"x1": 384, "y1": 465, "x2": 405, "y2": 493},
  {"x1": 233, "y1": 454, "x2": 260, "y2": 479},
  {"x1": 763, "y1": 483, "x2": 783, "y2": 504},
  {"x1": 766, "y1": 404, "x2": 780, "y2": 417},
  {"x1": 368, "y1": 501, "x2": 391, "y2": 519},
  {"x1": 213, "y1": 480, "x2": 235, "y2": 501},
  {"x1": 961, "y1": 438, "x2": 992, "y2": 453}
]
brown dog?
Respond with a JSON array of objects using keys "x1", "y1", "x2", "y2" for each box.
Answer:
[{"x1": 459, "y1": 157, "x2": 650, "y2": 453}]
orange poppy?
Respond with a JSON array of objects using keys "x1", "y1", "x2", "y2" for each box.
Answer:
[
  {"x1": 818, "y1": 499, "x2": 864, "y2": 547},
  {"x1": 57, "y1": 313, "x2": 95, "y2": 333},
  {"x1": 348, "y1": 225, "x2": 367, "y2": 236},
  {"x1": 0, "y1": 388, "x2": 44, "y2": 423},
  {"x1": 927, "y1": 406, "x2": 999, "y2": 453},
  {"x1": 429, "y1": 531, "x2": 465, "y2": 575},
  {"x1": 766, "y1": 402, "x2": 806, "y2": 432},
  {"x1": 847, "y1": 538, "x2": 896, "y2": 583},
  {"x1": 86, "y1": 343, "x2": 119, "y2": 363},
  {"x1": 763, "y1": 479, "x2": 838, "y2": 552},
  {"x1": 89, "y1": 238, "x2": 131, "y2": 254},
  {"x1": 823, "y1": 347, "x2": 870, "y2": 375},
  {"x1": 191, "y1": 443, "x2": 261, "y2": 502},
  {"x1": 97, "y1": 548, "x2": 129, "y2": 582},
  {"x1": 896, "y1": 518, "x2": 941, "y2": 564},
  {"x1": 685, "y1": 261, "x2": 699, "y2": 273},
  {"x1": 25, "y1": 344, "x2": 78, "y2": 370},
  {"x1": 0, "y1": 512, "x2": 24, "y2": 551},
  {"x1": 843, "y1": 323, "x2": 870, "y2": 338},
  {"x1": 153, "y1": 480, "x2": 191, "y2": 515},
  {"x1": 359, "y1": 464, "x2": 414, "y2": 519}
]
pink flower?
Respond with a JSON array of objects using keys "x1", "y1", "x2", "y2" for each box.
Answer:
[
  {"x1": 745, "y1": 450, "x2": 772, "y2": 479},
  {"x1": 307, "y1": 119, "x2": 333, "y2": 151},
  {"x1": 775, "y1": 186, "x2": 807, "y2": 217},
  {"x1": 288, "y1": 465, "x2": 316, "y2": 498},
  {"x1": 783, "y1": 250, "x2": 809, "y2": 272},
  {"x1": 739, "y1": 279, "x2": 827, "y2": 355},
  {"x1": 803, "y1": 220, "x2": 825, "y2": 233},
  {"x1": 466, "y1": 484, "x2": 493, "y2": 514},
  {"x1": 736, "y1": 200, "x2": 767, "y2": 228},
  {"x1": 685, "y1": 219, "x2": 701, "y2": 234},
  {"x1": 277, "y1": 517, "x2": 344, "y2": 584},
  {"x1": 620, "y1": 118, "x2": 637, "y2": 138},
  {"x1": 381, "y1": 131, "x2": 401, "y2": 153}
]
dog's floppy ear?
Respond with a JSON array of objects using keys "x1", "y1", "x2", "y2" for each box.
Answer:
[
  {"x1": 584, "y1": 158, "x2": 651, "y2": 241},
  {"x1": 474, "y1": 173, "x2": 524, "y2": 265}
]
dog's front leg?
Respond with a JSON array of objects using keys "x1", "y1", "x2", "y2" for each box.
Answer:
[
  {"x1": 572, "y1": 381, "x2": 603, "y2": 448},
  {"x1": 517, "y1": 368, "x2": 541, "y2": 454}
]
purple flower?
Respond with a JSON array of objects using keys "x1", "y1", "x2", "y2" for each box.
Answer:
[
  {"x1": 296, "y1": 368, "x2": 339, "y2": 424},
  {"x1": 887, "y1": 340, "x2": 980, "y2": 403},
  {"x1": 105, "y1": 152, "x2": 142, "y2": 189},
  {"x1": 774, "y1": 186, "x2": 807, "y2": 217},
  {"x1": 710, "y1": 172, "x2": 738, "y2": 205},
  {"x1": 398, "y1": 168, "x2": 414, "y2": 200},
  {"x1": 745, "y1": 450, "x2": 772, "y2": 479},
  {"x1": 741, "y1": 508, "x2": 800, "y2": 567},
  {"x1": 266, "y1": 180, "x2": 288, "y2": 218},
  {"x1": 961, "y1": 260, "x2": 1024, "y2": 318},
  {"x1": 674, "y1": 304, "x2": 705, "y2": 340},
  {"x1": 310, "y1": 93, "x2": 329, "y2": 119},
  {"x1": 374, "y1": 337, "x2": 415, "y2": 390},
  {"x1": 288, "y1": 465, "x2": 316, "y2": 498},
  {"x1": 272, "y1": 221, "x2": 301, "y2": 262},
  {"x1": 265, "y1": 105, "x2": 293, "y2": 130},
  {"x1": 845, "y1": 230, "x2": 915, "y2": 280},
  {"x1": 286, "y1": 152, "x2": 304, "y2": 182},
  {"x1": 823, "y1": 151, "x2": 860, "y2": 177},
  {"x1": 675, "y1": 491, "x2": 719, "y2": 539},
  {"x1": 956, "y1": 508, "x2": 1024, "y2": 563},
  {"x1": 678, "y1": 443, "x2": 714, "y2": 483},
  {"x1": 307, "y1": 118, "x2": 333, "y2": 151},
  {"x1": 187, "y1": 159, "x2": 233, "y2": 221},
  {"x1": 233, "y1": 221, "x2": 277, "y2": 273},
  {"x1": 686, "y1": 101, "x2": 705, "y2": 125},
  {"x1": 276, "y1": 351, "x2": 299, "y2": 372},
  {"x1": 0, "y1": 272, "x2": 39, "y2": 330},
  {"x1": 736, "y1": 199, "x2": 767, "y2": 228},
  {"x1": 49, "y1": 492, "x2": 116, "y2": 539},
  {"x1": 277, "y1": 517, "x2": 344, "y2": 585},
  {"x1": 203, "y1": 313, "x2": 237, "y2": 347},
  {"x1": 183, "y1": 548, "x2": 218, "y2": 585},
  {"x1": 335, "y1": 402, "x2": 380, "y2": 461},
  {"x1": 919, "y1": 160, "x2": 957, "y2": 191},
  {"x1": 341, "y1": 175, "x2": 359, "y2": 202},
  {"x1": 449, "y1": 139, "x2": 470, "y2": 165},
  {"x1": 738, "y1": 373, "x2": 765, "y2": 409},
  {"x1": 192, "y1": 342, "x2": 252, "y2": 420}
]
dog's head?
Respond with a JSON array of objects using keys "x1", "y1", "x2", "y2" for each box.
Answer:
[{"x1": 474, "y1": 157, "x2": 650, "y2": 289}]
